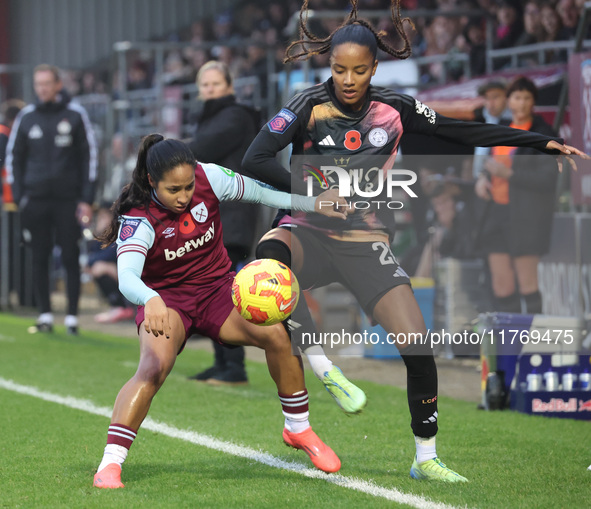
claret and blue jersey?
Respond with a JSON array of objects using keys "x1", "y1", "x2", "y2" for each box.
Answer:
[
  {"x1": 116, "y1": 163, "x2": 234, "y2": 292},
  {"x1": 114, "y1": 162, "x2": 318, "y2": 306}
]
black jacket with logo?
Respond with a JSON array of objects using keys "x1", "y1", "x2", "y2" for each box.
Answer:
[{"x1": 6, "y1": 91, "x2": 97, "y2": 204}]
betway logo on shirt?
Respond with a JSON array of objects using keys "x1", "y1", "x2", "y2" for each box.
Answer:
[{"x1": 164, "y1": 223, "x2": 215, "y2": 261}]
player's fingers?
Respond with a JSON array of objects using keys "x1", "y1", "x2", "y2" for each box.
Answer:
[
  {"x1": 146, "y1": 318, "x2": 157, "y2": 337},
  {"x1": 564, "y1": 144, "x2": 590, "y2": 158},
  {"x1": 155, "y1": 317, "x2": 165, "y2": 337},
  {"x1": 567, "y1": 155, "x2": 577, "y2": 172},
  {"x1": 164, "y1": 313, "x2": 172, "y2": 339},
  {"x1": 556, "y1": 156, "x2": 564, "y2": 173},
  {"x1": 336, "y1": 196, "x2": 352, "y2": 213},
  {"x1": 328, "y1": 209, "x2": 348, "y2": 220}
]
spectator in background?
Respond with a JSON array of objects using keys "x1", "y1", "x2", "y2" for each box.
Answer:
[
  {"x1": 475, "y1": 77, "x2": 558, "y2": 314},
  {"x1": 161, "y1": 50, "x2": 194, "y2": 85},
  {"x1": 0, "y1": 99, "x2": 26, "y2": 194},
  {"x1": 186, "y1": 61, "x2": 261, "y2": 385},
  {"x1": 244, "y1": 31, "x2": 272, "y2": 99},
  {"x1": 127, "y1": 60, "x2": 152, "y2": 91},
  {"x1": 539, "y1": 2, "x2": 570, "y2": 62},
  {"x1": 188, "y1": 20, "x2": 210, "y2": 45},
  {"x1": 494, "y1": 1, "x2": 522, "y2": 48},
  {"x1": 102, "y1": 133, "x2": 136, "y2": 203},
  {"x1": 472, "y1": 80, "x2": 512, "y2": 178},
  {"x1": 493, "y1": 1, "x2": 523, "y2": 70},
  {"x1": 463, "y1": 20, "x2": 487, "y2": 77},
  {"x1": 0, "y1": 99, "x2": 25, "y2": 298},
  {"x1": 557, "y1": 0, "x2": 580, "y2": 39},
  {"x1": 422, "y1": 15, "x2": 462, "y2": 83},
  {"x1": 87, "y1": 204, "x2": 135, "y2": 324},
  {"x1": 414, "y1": 182, "x2": 475, "y2": 278},
  {"x1": 6, "y1": 64, "x2": 97, "y2": 334},
  {"x1": 516, "y1": 0, "x2": 544, "y2": 46}
]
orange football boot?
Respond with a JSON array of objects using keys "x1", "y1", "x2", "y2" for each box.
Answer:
[
  {"x1": 93, "y1": 463, "x2": 124, "y2": 489},
  {"x1": 283, "y1": 427, "x2": 341, "y2": 473}
]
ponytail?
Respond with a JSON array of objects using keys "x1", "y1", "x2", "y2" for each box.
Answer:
[{"x1": 98, "y1": 134, "x2": 165, "y2": 247}]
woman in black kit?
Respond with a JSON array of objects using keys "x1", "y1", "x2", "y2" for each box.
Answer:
[{"x1": 243, "y1": 0, "x2": 588, "y2": 482}]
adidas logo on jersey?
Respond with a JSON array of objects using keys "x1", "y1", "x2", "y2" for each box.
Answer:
[{"x1": 318, "y1": 135, "x2": 336, "y2": 146}]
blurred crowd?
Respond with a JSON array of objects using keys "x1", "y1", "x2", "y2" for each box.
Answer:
[{"x1": 56, "y1": 0, "x2": 587, "y2": 99}]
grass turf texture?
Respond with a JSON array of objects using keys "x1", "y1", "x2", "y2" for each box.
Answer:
[{"x1": 0, "y1": 312, "x2": 589, "y2": 508}]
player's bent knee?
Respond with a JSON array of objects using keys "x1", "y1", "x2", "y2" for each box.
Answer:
[
  {"x1": 247, "y1": 323, "x2": 290, "y2": 351},
  {"x1": 136, "y1": 351, "x2": 175, "y2": 388}
]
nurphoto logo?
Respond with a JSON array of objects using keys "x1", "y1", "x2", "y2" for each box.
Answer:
[{"x1": 304, "y1": 165, "x2": 418, "y2": 211}]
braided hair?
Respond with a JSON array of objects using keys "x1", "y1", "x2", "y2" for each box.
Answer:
[{"x1": 284, "y1": 0, "x2": 414, "y2": 63}]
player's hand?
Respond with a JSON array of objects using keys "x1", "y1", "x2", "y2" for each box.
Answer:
[
  {"x1": 545, "y1": 141, "x2": 590, "y2": 172},
  {"x1": 144, "y1": 296, "x2": 171, "y2": 339},
  {"x1": 475, "y1": 175, "x2": 491, "y2": 201},
  {"x1": 314, "y1": 189, "x2": 352, "y2": 219}
]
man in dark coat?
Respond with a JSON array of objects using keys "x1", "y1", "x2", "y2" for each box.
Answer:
[{"x1": 6, "y1": 64, "x2": 97, "y2": 334}]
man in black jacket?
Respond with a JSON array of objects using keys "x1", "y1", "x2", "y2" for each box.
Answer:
[{"x1": 6, "y1": 64, "x2": 97, "y2": 334}]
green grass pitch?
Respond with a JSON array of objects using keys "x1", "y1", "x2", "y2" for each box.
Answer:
[{"x1": 0, "y1": 313, "x2": 589, "y2": 508}]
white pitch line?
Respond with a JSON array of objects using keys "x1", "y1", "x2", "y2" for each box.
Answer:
[{"x1": 0, "y1": 377, "x2": 464, "y2": 509}]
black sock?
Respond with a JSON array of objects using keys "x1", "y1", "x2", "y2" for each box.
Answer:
[
  {"x1": 256, "y1": 238, "x2": 291, "y2": 266},
  {"x1": 399, "y1": 340, "x2": 438, "y2": 438},
  {"x1": 495, "y1": 292, "x2": 521, "y2": 313},
  {"x1": 521, "y1": 290, "x2": 542, "y2": 314}
]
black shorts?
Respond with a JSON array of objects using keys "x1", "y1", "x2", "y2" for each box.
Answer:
[
  {"x1": 478, "y1": 202, "x2": 511, "y2": 255},
  {"x1": 288, "y1": 226, "x2": 411, "y2": 316},
  {"x1": 478, "y1": 202, "x2": 549, "y2": 256}
]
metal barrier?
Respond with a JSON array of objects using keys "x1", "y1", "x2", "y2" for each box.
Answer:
[{"x1": 487, "y1": 40, "x2": 591, "y2": 71}]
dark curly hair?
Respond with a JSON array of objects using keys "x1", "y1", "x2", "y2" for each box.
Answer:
[{"x1": 284, "y1": 0, "x2": 414, "y2": 63}]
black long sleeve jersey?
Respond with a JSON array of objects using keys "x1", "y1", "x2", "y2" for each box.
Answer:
[{"x1": 242, "y1": 78, "x2": 562, "y2": 236}]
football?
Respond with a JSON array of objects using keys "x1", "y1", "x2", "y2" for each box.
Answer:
[{"x1": 231, "y1": 259, "x2": 300, "y2": 326}]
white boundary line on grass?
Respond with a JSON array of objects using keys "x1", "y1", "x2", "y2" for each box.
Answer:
[{"x1": 1, "y1": 378, "x2": 464, "y2": 509}]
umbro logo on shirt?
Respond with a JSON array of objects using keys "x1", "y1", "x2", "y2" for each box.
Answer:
[{"x1": 318, "y1": 135, "x2": 336, "y2": 146}]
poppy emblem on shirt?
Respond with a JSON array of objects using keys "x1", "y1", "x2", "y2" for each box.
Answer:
[
  {"x1": 179, "y1": 212, "x2": 196, "y2": 234},
  {"x1": 191, "y1": 202, "x2": 209, "y2": 223},
  {"x1": 344, "y1": 130, "x2": 362, "y2": 151},
  {"x1": 119, "y1": 219, "x2": 140, "y2": 240}
]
